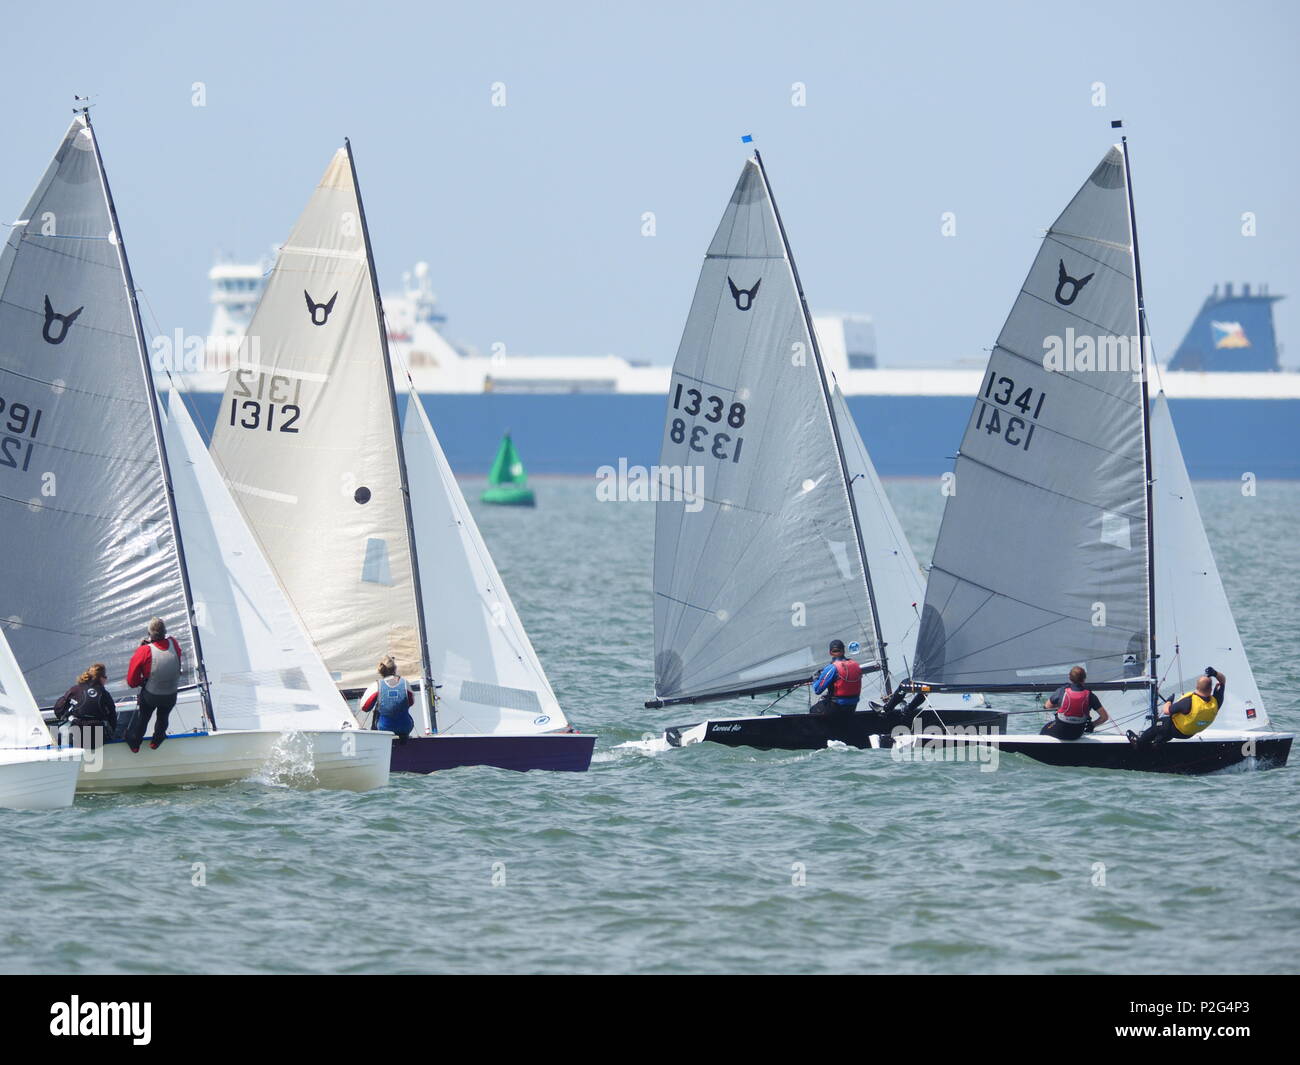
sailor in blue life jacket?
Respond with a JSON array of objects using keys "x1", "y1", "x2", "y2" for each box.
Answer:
[
  {"x1": 1129, "y1": 667, "x2": 1225, "y2": 748},
  {"x1": 810, "y1": 640, "x2": 862, "y2": 716},
  {"x1": 1041, "y1": 665, "x2": 1110, "y2": 740},
  {"x1": 360, "y1": 655, "x2": 415, "y2": 744}
]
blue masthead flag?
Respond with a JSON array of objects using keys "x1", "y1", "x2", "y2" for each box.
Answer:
[{"x1": 741, "y1": 134, "x2": 753, "y2": 143}]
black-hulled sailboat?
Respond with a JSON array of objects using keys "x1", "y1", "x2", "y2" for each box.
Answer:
[
  {"x1": 647, "y1": 149, "x2": 1003, "y2": 751},
  {"x1": 899, "y1": 134, "x2": 1291, "y2": 775}
]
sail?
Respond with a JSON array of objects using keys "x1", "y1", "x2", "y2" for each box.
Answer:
[
  {"x1": 0, "y1": 627, "x2": 51, "y2": 749},
  {"x1": 488, "y1": 434, "x2": 528, "y2": 488},
  {"x1": 403, "y1": 391, "x2": 567, "y2": 734},
  {"x1": 164, "y1": 393, "x2": 357, "y2": 731},
  {"x1": 0, "y1": 116, "x2": 193, "y2": 706},
  {"x1": 209, "y1": 147, "x2": 421, "y2": 692},
  {"x1": 652, "y1": 158, "x2": 880, "y2": 704},
  {"x1": 830, "y1": 383, "x2": 923, "y2": 698},
  {"x1": 913, "y1": 146, "x2": 1150, "y2": 690},
  {"x1": 1149, "y1": 393, "x2": 1268, "y2": 730}
]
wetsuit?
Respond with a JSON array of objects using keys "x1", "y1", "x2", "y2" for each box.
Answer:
[
  {"x1": 811, "y1": 658, "x2": 861, "y2": 716},
  {"x1": 53, "y1": 681, "x2": 118, "y2": 747}
]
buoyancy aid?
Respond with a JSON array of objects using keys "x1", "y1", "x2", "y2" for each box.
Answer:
[
  {"x1": 1172, "y1": 689, "x2": 1219, "y2": 736},
  {"x1": 144, "y1": 639, "x2": 181, "y2": 696},
  {"x1": 831, "y1": 658, "x2": 862, "y2": 701},
  {"x1": 1056, "y1": 686, "x2": 1091, "y2": 724}
]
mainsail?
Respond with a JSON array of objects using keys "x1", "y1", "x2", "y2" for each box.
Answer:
[
  {"x1": 403, "y1": 390, "x2": 568, "y2": 735},
  {"x1": 1149, "y1": 392, "x2": 1268, "y2": 730},
  {"x1": 0, "y1": 627, "x2": 51, "y2": 749},
  {"x1": 0, "y1": 116, "x2": 195, "y2": 706},
  {"x1": 652, "y1": 157, "x2": 881, "y2": 705},
  {"x1": 209, "y1": 146, "x2": 422, "y2": 693},
  {"x1": 164, "y1": 393, "x2": 358, "y2": 732},
  {"x1": 913, "y1": 146, "x2": 1151, "y2": 690}
]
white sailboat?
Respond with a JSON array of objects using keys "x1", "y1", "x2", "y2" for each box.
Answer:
[
  {"x1": 647, "y1": 150, "x2": 1001, "y2": 751},
  {"x1": 0, "y1": 626, "x2": 82, "y2": 810},
  {"x1": 0, "y1": 112, "x2": 390, "y2": 792},
  {"x1": 209, "y1": 142, "x2": 593, "y2": 773},
  {"x1": 901, "y1": 136, "x2": 1291, "y2": 774}
]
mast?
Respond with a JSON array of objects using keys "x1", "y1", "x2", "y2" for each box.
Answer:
[
  {"x1": 343, "y1": 138, "x2": 439, "y2": 733},
  {"x1": 82, "y1": 105, "x2": 215, "y2": 728},
  {"x1": 1119, "y1": 130, "x2": 1160, "y2": 722},
  {"x1": 751, "y1": 149, "x2": 892, "y2": 693}
]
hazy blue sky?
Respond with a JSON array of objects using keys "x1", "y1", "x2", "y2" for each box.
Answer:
[{"x1": 3, "y1": 0, "x2": 1296, "y2": 367}]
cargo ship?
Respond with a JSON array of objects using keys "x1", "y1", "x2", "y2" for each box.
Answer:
[{"x1": 186, "y1": 261, "x2": 1298, "y2": 480}]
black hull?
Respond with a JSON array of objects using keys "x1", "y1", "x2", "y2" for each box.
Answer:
[
  {"x1": 664, "y1": 707, "x2": 1006, "y2": 752},
  {"x1": 390, "y1": 733, "x2": 595, "y2": 773},
  {"x1": 986, "y1": 734, "x2": 1293, "y2": 775}
]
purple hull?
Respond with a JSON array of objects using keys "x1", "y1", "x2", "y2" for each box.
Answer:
[{"x1": 390, "y1": 733, "x2": 595, "y2": 773}]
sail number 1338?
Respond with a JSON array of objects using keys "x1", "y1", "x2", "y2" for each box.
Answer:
[{"x1": 669, "y1": 382, "x2": 746, "y2": 463}]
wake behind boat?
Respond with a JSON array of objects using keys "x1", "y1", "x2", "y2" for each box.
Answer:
[
  {"x1": 902, "y1": 133, "x2": 1291, "y2": 775},
  {"x1": 647, "y1": 148, "x2": 1002, "y2": 752},
  {"x1": 208, "y1": 142, "x2": 592, "y2": 774}
]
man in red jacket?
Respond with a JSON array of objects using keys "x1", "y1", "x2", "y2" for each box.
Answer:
[{"x1": 125, "y1": 617, "x2": 183, "y2": 752}]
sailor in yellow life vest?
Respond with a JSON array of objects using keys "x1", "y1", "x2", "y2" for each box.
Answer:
[{"x1": 1129, "y1": 666, "x2": 1224, "y2": 748}]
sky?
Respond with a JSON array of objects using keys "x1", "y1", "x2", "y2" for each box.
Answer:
[{"x1": 2, "y1": 0, "x2": 1296, "y2": 368}]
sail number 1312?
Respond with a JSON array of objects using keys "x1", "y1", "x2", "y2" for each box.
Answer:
[{"x1": 229, "y1": 369, "x2": 302, "y2": 433}]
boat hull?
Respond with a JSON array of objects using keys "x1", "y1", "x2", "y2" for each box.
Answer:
[
  {"x1": 305, "y1": 729, "x2": 392, "y2": 790},
  {"x1": 664, "y1": 707, "x2": 1007, "y2": 751},
  {"x1": 889, "y1": 730, "x2": 1293, "y2": 775},
  {"x1": 0, "y1": 748, "x2": 84, "y2": 810},
  {"x1": 390, "y1": 732, "x2": 594, "y2": 773}
]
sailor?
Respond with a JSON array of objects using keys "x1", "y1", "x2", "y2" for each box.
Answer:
[
  {"x1": 810, "y1": 639, "x2": 862, "y2": 716},
  {"x1": 52, "y1": 663, "x2": 118, "y2": 748},
  {"x1": 1041, "y1": 665, "x2": 1110, "y2": 739},
  {"x1": 360, "y1": 655, "x2": 415, "y2": 744},
  {"x1": 1129, "y1": 667, "x2": 1224, "y2": 748},
  {"x1": 124, "y1": 617, "x2": 183, "y2": 753}
]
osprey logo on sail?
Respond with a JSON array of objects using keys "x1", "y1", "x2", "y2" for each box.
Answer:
[
  {"x1": 304, "y1": 290, "x2": 338, "y2": 326},
  {"x1": 727, "y1": 277, "x2": 761, "y2": 311},
  {"x1": 41, "y1": 295, "x2": 83, "y2": 344},
  {"x1": 1054, "y1": 261, "x2": 1094, "y2": 306}
]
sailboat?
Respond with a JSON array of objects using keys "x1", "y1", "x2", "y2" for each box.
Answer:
[
  {"x1": 0, "y1": 626, "x2": 82, "y2": 810},
  {"x1": 481, "y1": 432, "x2": 536, "y2": 506},
  {"x1": 900, "y1": 136, "x2": 1292, "y2": 775},
  {"x1": 209, "y1": 142, "x2": 594, "y2": 774},
  {"x1": 647, "y1": 150, "x2": 1003, "y2": 752},
  {"x1": 0, "y1": 111, "x2": 391, "y2": 792}
]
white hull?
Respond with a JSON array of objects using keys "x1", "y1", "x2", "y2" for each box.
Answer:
[
  {"x1": 71, "y1": 729, "x2": 391, "y2": 793},
  {"x1": 0, "y1": 748, "x2": 84, "y2": 810}
]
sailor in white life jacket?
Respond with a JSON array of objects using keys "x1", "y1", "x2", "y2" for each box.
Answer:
[
  {"x1": 1041, "y1": 665, "x2": 1110, "y2": 740},
  {"x1": 360, "y1": 655, "x2": 415, "y2": 744},
  {"x1": 810, "y1": 639, "x2": 862, "y2": 716},
  {"x1": 125, "y1": 617, "x2": 184, "y2": 752}
]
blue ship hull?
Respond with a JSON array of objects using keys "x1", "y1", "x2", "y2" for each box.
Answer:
[{"x1": 188, "y1": 393, "x2": 1300, "y2": 480}]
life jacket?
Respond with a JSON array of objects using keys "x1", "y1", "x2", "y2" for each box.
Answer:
[
  {"x1": 376, "y1": 677, "x2": 413, "y2": 731},
  {"x1": 62, "y1": 683, "x2": 111, "y2": 724},
  {"x1": 1172, "y1": 689, "x2": 1219, "y2": 737},
  {"x1": 144, "y1": 638, "x2": 181, "y2": 696},
  {"x1": 831, "y1": 659, "x2": 862, "y2": 701},
  {"x1": 1056, "y1": 686, "x2": 1091, "y2": 724}
]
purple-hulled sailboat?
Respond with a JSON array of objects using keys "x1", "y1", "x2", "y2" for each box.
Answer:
[{"x1": 210, "y1": 140, "x2": 592, "y2": 775}]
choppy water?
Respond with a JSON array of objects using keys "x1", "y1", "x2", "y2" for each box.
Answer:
[{"x1": 3, "y1": 478, "x2": 1297, "y2": 974}]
